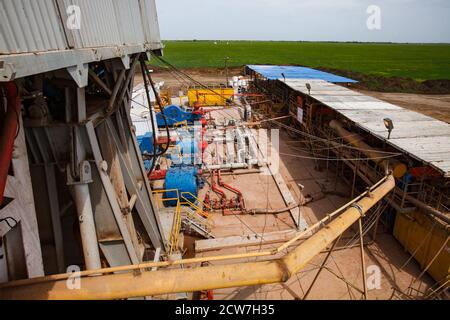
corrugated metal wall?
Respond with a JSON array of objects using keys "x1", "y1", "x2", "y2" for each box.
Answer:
[
  {"x1": 394, "y1": 210, "x2": 450, "y2": 285},
  {"x1": 140, "y1": 0, "x2": 161, "y2": 47},
  {"x1": 0, "y1": 0, "x2": 68, "y2": 54},
  {"x1": 0, "y1": 0, "x2": 161, "y2": 54},
  {"x1": 60, "y1": 0, "x2": 122, "y2": 48}
]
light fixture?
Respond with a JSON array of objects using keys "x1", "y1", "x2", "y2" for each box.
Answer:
[
  {"x1": 383, "y1": 118, "x2": 394, "y2": 139},
  {"x1": 306, "y1": 83, "x2": 311, "y2": 95}
]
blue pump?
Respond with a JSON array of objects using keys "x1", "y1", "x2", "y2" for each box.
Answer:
[
  {"x1": 164, "y1": 165, "x2": 203, "y2": 206},
  {"x1": 156, "y1": 105, "x2": 203, "y2": 127}
]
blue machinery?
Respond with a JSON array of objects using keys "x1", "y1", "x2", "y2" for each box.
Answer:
[
  {"x1": 156, "y1": 105, "x2": 203, "y2": 127},
  {"x1": 164, "y1": 165, "x2": 204, "y2": 206},
  {"x1": 164, "y1": 130, "x2": 204, "y2": 206},
  {"x1": 137, "y1": 106, "x2": 206, "y2": 206}
]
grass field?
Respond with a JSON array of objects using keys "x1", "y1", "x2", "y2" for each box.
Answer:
[{"x1": 153, "y1": 41, "x2": 450, "y2": 81}]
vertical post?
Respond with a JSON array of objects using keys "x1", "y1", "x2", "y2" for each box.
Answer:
[
  {"x1": 351, "y1": 151, "x2": 360, "y2": 198},
  {"x1": 359, "y1": 218, "x2": 368, "y2": 300},
  {"x1": 303, "y1": 237, "x2": 340, "y2": 300},
  {"x1": 224, "y1": 57, "x2": 230, "y2": 85},
  {"x1": 73, "y1": 183, "x2": 102, "y2": 270}
]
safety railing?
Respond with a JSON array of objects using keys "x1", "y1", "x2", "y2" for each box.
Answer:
[
  {"x1": 152, "y1": 189, "x2": 182, "y2": 255},
  {"x1": 397, "y1": 182, "x2": 450, "y2": 213},
  {"x1": 180, "y1": 192, "x2": 211, "y2": 219},
  {"x1": 152, "y1": 189, "x2": 215, "y2": 253}
]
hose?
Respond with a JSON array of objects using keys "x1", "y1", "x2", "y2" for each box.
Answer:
[
  {"x1": 244, "y1": 201, "x2": 302, "y2": 215},
  {"x1": 138, "y1": 54, "x2": 170, "y2": 175}
]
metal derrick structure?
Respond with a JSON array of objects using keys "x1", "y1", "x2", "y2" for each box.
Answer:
[{"x1": 1, "y1": 54, "x2": 165, "y2": 281}]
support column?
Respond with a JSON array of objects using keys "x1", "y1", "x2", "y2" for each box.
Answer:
[
  {"x1": 73, "y1": 183, "x2": 101, "y2": 270},
  {"x1": 359, "y1": 219, "x2": 368, "y2": 300},
  {"x1": 70, "y1": 160, "x2": 101, "y2": 271}
]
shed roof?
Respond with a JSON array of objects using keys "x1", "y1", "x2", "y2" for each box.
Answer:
[
  {"x1": 247, "y1": 65, "x2": 357, "y2": 83},
  {"x1": 283, "y1": 79, "x2": 450, "y2": 177}
]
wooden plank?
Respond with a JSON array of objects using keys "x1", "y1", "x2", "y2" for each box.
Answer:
[
  {"x1": 195, "y1": 229, "x2": 309, "y2": 253},
  {"x1": 248, "y1": 116, "x2": 308, "y2": 230}
]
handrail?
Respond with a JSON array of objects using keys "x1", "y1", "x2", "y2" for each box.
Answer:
[
  {"x1": 152, "y1": 189, "x2": 182, "y2": 255},
  {"x1": 181, "y1": 191, "x2": 211, "y2": 211},
  {"x1": 181, "y1": 192, "x2": 212, "y2": 223}
]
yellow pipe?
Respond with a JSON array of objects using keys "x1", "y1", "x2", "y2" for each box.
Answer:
[
  {"x1": 0, "y1": 176, "x2": 395, "y2": 300},
  {"x1": 329, "y1": 120, "x2": 407, "y2": 178},
  {"x1": 0, "y1": 176, "x2": 390, "y2": 291}
]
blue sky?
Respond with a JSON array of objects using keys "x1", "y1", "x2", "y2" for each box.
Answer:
[{"x1": 156, "y1": 0, "x2": 450, "y2": 43}]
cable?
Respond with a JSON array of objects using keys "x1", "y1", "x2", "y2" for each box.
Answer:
[{"x1": 139, "y1": 54, "x2": 171, "y2": 175}]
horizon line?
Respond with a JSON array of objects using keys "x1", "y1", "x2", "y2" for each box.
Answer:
[{"x1": 161, "y1": 39, "x2": 450, "y2": 45}]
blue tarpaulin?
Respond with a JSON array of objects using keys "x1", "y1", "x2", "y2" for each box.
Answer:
[{"x1": 247, "y1": 65, "x2": 357, "y2": 83}]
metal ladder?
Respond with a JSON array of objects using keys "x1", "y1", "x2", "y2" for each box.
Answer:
[{"x1": 181, "y1": 206, "x2": 215, "y2": 239}]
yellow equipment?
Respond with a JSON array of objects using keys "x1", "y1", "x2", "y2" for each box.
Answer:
[{"x1": 188, "y1": 86, "x2": 234, "y2": 107}]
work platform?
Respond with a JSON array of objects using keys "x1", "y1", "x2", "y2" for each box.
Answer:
[{"x1": 281, "y1": 79, "x2": 450, "y2": 178}]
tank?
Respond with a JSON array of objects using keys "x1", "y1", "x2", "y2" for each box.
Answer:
[{"x1": 164, "y1": 166, "x2": 202, "y2": 206}]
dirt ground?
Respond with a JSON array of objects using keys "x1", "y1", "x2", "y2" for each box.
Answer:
[{"x1": 184, "y1": 107, "x2": 433, "y2": 300}]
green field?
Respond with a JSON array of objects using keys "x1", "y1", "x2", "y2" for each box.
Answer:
[{"x1": 154, "y1": 41, "x2": 450, "y2": 81}]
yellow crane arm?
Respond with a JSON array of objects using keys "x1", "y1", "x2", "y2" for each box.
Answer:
[{"x1": 0, "y1": 176, "x2": 395, "y2": 300}]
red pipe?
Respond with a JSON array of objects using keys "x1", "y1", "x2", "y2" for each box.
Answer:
[
  {"x1": 217, "y1": 170, "x2": 243, "y2": 199},
  {"x1": 211, "y1": 170, "x2": 227, "y2": 204},
  {"x1": 217, "y1": 170, "x2": 245, "y2": 211},
  {"x1": 0, "y1": 82, "x2": 20, "y2": 206}
]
